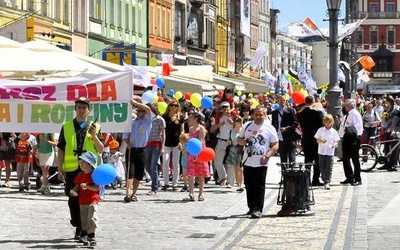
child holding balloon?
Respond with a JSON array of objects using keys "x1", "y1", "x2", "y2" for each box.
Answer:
[
  {"x1": 69, "y1": 152, "x2": 100, "y2": 247},
  {"x1": 178, "y1": 133, "x2": 190, "y2": 192}
]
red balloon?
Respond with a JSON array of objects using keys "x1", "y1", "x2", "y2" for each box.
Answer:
[
  {"x1": 158, "y1": 96, "x2": 164, "y2": 102},
  {"x1": 184, "y1": 92, "x2": 191, "y2": 100},
  {"x1": 150, "y1": 79, "x2": 156, "y2": 85},
  {"x1": 228, "y1": 97, "x2": 234, "y2": 103},
  {"x1": 258, "y1": 94, "x2": 264, "y2": 101},
  {"x1": 198, "y1": 147, "x2": 215, "y2": 162},
  {"x1": 231, "y1": 110, "x2": 237, "y2": 118},
  {"x1": 291, "y1": 91, "x2": 305, "y2": 105}
]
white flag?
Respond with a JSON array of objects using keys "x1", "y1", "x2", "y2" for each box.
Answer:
[
  {"x1": 264, "y1": 70, "x2": 276, "y2": 88},
  {"x1": 356, "y1": 69, "x2": 370, "y2": 84},
  {"x1": 249, "y1": 46, "x2": 266, "y2": 70}
]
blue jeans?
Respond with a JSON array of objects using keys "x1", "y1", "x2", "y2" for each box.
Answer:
[{"x1": 145, "y1": 146, "x2": 161, "y2": 191}]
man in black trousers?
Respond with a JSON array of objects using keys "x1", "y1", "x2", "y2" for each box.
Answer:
[
  {"x1": 271, "y1": 95, "x2": 299, "y2": 165},
  {"x1": 297, "y1": 96, "x2": 324, "y2": 186}
]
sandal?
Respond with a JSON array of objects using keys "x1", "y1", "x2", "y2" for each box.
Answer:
[
  {"x1": 183, "y1": 194, "x2": 195, "y2": 201},
  {"x1": 124, "y1": 195, "x2": 131, "y2": 203},
  {"x1": 198, "y1": 195, "x2": 205, "y2": 201},
  {"x1": 130, "y1": 195, "x2": 138, "y2": 202}
]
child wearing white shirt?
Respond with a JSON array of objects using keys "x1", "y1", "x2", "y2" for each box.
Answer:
[{"x1": 314, "y1": 114, "x2": 340, "y2": 190}]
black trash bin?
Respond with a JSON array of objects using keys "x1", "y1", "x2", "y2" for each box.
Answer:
[{"x1": 277, "y1": 162, "x2": 315, "y2": 216}]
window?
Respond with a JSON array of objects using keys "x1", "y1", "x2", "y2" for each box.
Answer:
[
  {"x1": 138, "y1": 5, "x2": 142, "y2": 35},
  {"x1": 110, "y1": 0, "x2": 115, "y2": 26},
  {"x1": 73, "y1": 0, "x2": 86, "y2": 32},
  {"x1": 167, "y1": 10, "x2": 171, "y2": 40},
  {"x1": 370, "y1": 26, "x2": 378, "y2": 44},
  {"x1": 388, "y1": 26, "x2": 395, "y2": 44},
  {"x1": 149, "y1": 3, "x2": 154, "y2": 35},
  {"x1": 118, "y1": 0, "x2": 122, "y2": 27},
  {"x1": 41, "y1": 0, "x2": 47, "y2": 16},
  {"x1": 355, "y1": 30, "x2": 363, "y2": 44},
  {"x1": 132, "y1": 5, "x2": 136, "y2": 33},
  {"x1": 157, "y1": 6, "x2": 161, "y2": 36},
  {"x1": 63, "y1": 0, "x2": 69, "y2": 23},
  {"x1": 387, "y1": 3, "x2": 395, "y2": 12},
  {"x1": 55, "y1": 0, "x2": 60, "y2": 19},
  {"x1": 90, "y1": 0, "x2": 102, "y2": 20},
  {"x1": 370, "y1": 3, "x2": 378, "y2": 12},
  {"x1": 125, "y1": 3, "x2": 130, "y2": 30}
]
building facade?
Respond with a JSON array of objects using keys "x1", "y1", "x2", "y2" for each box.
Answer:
[{"x1": 351, "y1": 0, "x2": 400, "y2": 95}]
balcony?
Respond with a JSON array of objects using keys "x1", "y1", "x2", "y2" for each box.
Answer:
[
  {"x1": 358, "y1": 12, "x2": 398, "y2": 19},
  {"x1": 373, "y1": 72, "x2": 393, "y2": 78}
]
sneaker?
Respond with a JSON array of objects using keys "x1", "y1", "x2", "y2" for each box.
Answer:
[
  {"x1": 250, "y1": 211, "x2": 262, "y2": 219},
  {"x1": 80, "y1": 235, "x2": 88, "y2": 244},
  {"x1": 2, "y1": 182, "x2": 9, "y2": 187},
  {"x1": 37, "y1": 187, "x2": 44, "y2": 193},
  {"x1": 180, "y1": 186, "x2": 188, "y2": 192},
  {"x1": 236, "y1": 188, "x2": 244, "y2": 192},
  {"x1": 24, "y1": 185, "x2": 30, "y2": 191},
  {"x1": 147, "y1": 191, "x2": 156, "y2": 196},
  {"x1": 161, "y1": 185, "x2": 169, "y2": 190},
  {"x1": 88, "y1": 237, "x2": 96, "y2": 246},
  {"x1": 18, "y1": 187, "x2": 24, "y2": 192},
  {"x1": 324, "y1": 184, "x2": 331, "y2": 190}
]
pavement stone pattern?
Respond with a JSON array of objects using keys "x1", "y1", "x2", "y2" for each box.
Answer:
[{"x1": 0, "y1": 156, "x2": 399, "y2": 249}]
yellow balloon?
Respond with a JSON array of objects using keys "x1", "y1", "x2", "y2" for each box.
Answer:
[
  {"x1": 190, "y1": 93, "x2": 202, "y2": 108},
  {"x1": 149, "y1": 57, "x2": 158, "y2": 67},
  {"x1": 153, "y1": 94, "x2": 159, "y2": 103},
  {"x1": 237, "y1": 90, "x2": 242, "y2": 96},
  {"x1": 251, "y1": 99, "x2": 259, "y2": 108},
  {"x1": 157, "y1": 102, "x2": 168, "y2": 114},
  {"x1": 174, "y1": 91, "x2": 183, "y2": 100},
  {"x1": 248, "y1": 93, "x2": 253, "y2": 98},
  {"x1": 284, "y1": 94, "x2": 290, "y2": 101}
]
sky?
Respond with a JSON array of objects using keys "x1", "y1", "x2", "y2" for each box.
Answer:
[{"x1": 271, "y1": 0, "x2": 346, "y2": 30}]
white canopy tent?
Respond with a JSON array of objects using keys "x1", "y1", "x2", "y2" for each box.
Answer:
[{"x1": 0, "y1": 37, "x2": 122, "y2": 80}]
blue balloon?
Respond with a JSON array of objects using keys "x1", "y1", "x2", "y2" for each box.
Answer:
[
  {"x1": 275, "y1": 89, "x2": 280, "y2": 94},
  {"x1": 281, "y1": 89, "x2": 286, "y2": 95},
  {"x1": 186, "y1": 138, "x2": 202, "y2": 156},
  {"x1": 156, "y1": 78, "x2": 165, "y2": 88},
  {"x1": 201, "y1": 96, "x2": 213, "y2": 109},
  {"x1": 142, "y1": 90, "x2": 154, "y2": 104},
  {"x1": 272, "y1": 103, "x2": 280, "y2": 110},
  {"x1": 92, "y1": 164, "x2": 117, "y2": 186},
  {"x1": 168, "y1": 89, "x2": 175, "y2": 96}
]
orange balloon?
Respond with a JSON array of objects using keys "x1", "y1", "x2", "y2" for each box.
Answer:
[
  {"x1": 158, "y1": 96, "x2": 164, "y2": 102},
  {"x1": 291, "y1": 91, "x2": 305, "y2": 105},
  {"x1": 184, "y1": 92, "x2": 191, "y2": 100}
]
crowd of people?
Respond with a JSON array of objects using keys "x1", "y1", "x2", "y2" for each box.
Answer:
[{"x1": 1, "y1": 87, "x2": 400, "y2": 244}]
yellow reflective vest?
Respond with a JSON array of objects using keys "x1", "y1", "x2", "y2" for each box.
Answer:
[{"x1": 62, "y1": 120, "x2": 100, "y2": 172}]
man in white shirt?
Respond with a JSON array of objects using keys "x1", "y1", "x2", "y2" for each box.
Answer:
[
  {"x1": 238, "y1": 106, "x2": 279, "y2": 218},
  {"x1": 210, "y1": 101, "x2": 234, "y2": 185},
  {"x1": 340, "y1": 99, "x2": 364, "y2": 186}
]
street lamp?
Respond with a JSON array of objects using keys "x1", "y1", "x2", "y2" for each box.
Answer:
[
  {"x1": 326, "y1": 0, "x2": 342, "y2": 117},
  {"x1": 341, "y1": 36, "x2": 352, "y2": 99}
]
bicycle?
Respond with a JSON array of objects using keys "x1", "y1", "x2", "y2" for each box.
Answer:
[{"x1": 359, "y1": 133, "x2": 400, "y2": 172}]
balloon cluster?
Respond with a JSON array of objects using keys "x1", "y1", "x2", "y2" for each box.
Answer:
[{"x1": 186, "y1": 138, "x2": 215, "y2": 162}]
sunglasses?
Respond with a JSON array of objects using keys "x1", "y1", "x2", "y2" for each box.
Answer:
[
  {"x1": 170, "y1": 104, "x2": 178, "y2": 107},
  {"x1": 137, "y1": 109, "x2": 145, "y2": 112}
]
